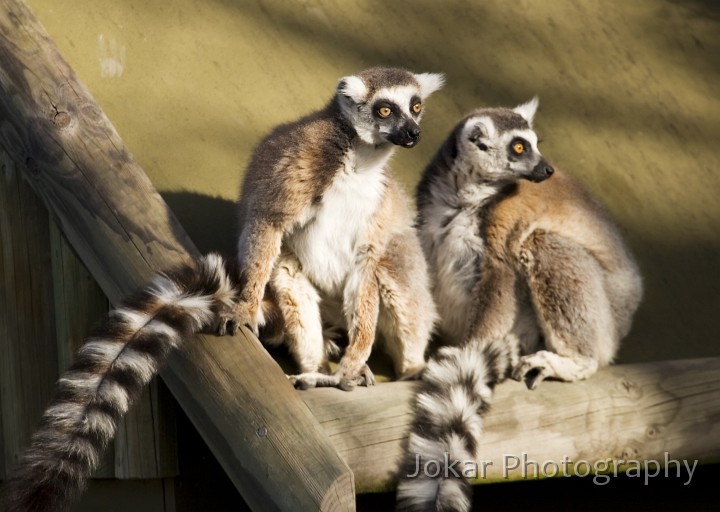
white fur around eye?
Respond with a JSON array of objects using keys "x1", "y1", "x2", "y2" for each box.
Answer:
[{"x1": 373, "y1": 85, "x2": 423, "y2": 117}]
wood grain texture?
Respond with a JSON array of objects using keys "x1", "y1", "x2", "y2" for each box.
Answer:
[
  {"x1": 0, "y1": 1, "x2": 354, "y2": 510},
  {"x1": 49, "y1": 219, "x2": 115, "y2": 479},
  {"x1": 114, "y1": 380, "x2": 178, "y2": 480},
  {"x1": 0, "y1": 151, "x2": 58, "y2": 481},
  {"x1": 303, "y1": 358, "x2": 720, "y2": 492}
]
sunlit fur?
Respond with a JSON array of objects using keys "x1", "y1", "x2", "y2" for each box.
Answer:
[{"x1": 226, "y1": 68, "x2": 443, "y2": 389}]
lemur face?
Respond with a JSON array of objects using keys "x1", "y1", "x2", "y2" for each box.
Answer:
[
  {"x1": 337, "y1": 68, "x2": 444, "y2": 148},
  {"x1": 458, "y1": 98, "x2": 554, "y2": 184}
]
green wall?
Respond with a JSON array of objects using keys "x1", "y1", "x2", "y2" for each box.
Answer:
[{"x1": 27, "y1": 0, "x2": 720, "y2": 363}]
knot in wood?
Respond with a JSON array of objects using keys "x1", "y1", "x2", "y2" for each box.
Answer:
[
  {"x1": 645, "y1": 424, "x2": 663, "y2": 439},
  {"x1": 618, "y1": 378, "x2": 641, "y2": 399},
  {"x1": 53, "y1": 110, "x2": 71, "y2": 128}
]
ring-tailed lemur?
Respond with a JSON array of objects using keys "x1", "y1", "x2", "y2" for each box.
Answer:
[
  {"x1": 219, "y1": 67, "x2": 443, "y2": 389},
  {"x1": 2, "y1": 254, "x2": 240, "y2": 512},
  {"x1": 395, "y1": 99, "x2": 643, "y2": 511}
]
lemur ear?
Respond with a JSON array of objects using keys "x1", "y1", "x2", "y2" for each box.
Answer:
[
  {"x1": 461, "y1": 116, "x2": 494, "y2": 146},
  {"x1": 467, "y1": 123, "x2": 487, "y2": 142},
  {"x1": 337, "y1": 75, "x2": 368, "y2": 104},
  {"x1": 414, "y1": 73, "x2": 445, "y2": 99},
  {"x1": 513, "y1": 96, "x2": 539, "y2": 127}
]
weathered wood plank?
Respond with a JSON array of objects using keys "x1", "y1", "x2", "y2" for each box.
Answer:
[
  {"x1": 48, "y1": 220, "x2": 109, "y2": 373},
  {"x1": 50, "y1": 221, "x2": 179, "y2": 480},
  {"x1": 49, "y1": 214, "x2": 115, "y2": 478},
  {"x1": 0, "y1": 151, "x2": 58, "y2": 480},
  {"x1": 302, "y1": 358, "x2": 720, "y2": 493},
  {"x1": 115, "y1": 381, "x2": 178, "y2": 479},
  {"x1": 0, "y1": 1, "x2": 354, "y2": 509},
  {"x1": 0, "y1": 156, "x2": 182, "y2": 483}
]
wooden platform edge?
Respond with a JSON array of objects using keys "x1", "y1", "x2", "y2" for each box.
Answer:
[
  {"x1": 302, "y1": 357, "x2": 720, "y2": 493},
  {"x1": 0, "y1": 1, "x2": 354, "y2": 510}
]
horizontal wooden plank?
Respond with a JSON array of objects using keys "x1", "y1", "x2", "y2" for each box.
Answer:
[{"x1": 302, "y1": 358, "x2": 720, "y2": 493}]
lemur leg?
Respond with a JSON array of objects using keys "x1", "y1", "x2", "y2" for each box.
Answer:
[
  {"x1": 336, "y1": 248, "x2": 382, "y2": 387},
  {"x1": 467, "y1": 259, "x2": 524, "y2": 376},
  {"x1": 222, "y1": 220, "x2": 283, "y2": 336},
  {"x1": 290, "y1": 249, "x2": 379, "y2": 390},
  {"x1": 515, "y1": 230, "x2": 616, "y2": 389},
  {"x1": 376, "y1": 231, "x2": 435, "y2": 379},
  {"x1": 270, "y1": 253, "x2": 328, "y2": 374}
]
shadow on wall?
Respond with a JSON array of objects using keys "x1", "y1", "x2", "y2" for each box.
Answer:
[
  {"x1": 208, "y1": 0, "x2": 720, "y2": 141},
  {"x1": 162, "y1": 190, "x2": 238, "y2": 256},
  {"x1": 625, "y1": 236, "x2": 720, "y2": 363},
  {"x1": 161, "y1": 190, "x2": 720, "y2": 365}
]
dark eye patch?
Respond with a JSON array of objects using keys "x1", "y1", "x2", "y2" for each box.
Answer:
[
  {"x1": 409, "y1": 95, "x2": 422, "y2": 116},
  {"x1": 508, "y1": 137, "x2": 531, "y2": 160},
  {"x1": 373, "y1": 100, "x2": 400, "y2": 119}
]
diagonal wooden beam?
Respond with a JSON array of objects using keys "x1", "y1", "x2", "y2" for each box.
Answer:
[{"x1": 0, "y1": 1, "x2": 354, "y2": 510}]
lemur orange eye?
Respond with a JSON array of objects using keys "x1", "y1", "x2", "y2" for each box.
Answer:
[
  {"x1": 412, "y1": 102, "x2": 422, "y2": 114},
  {"x1": 378, "y1": 106, "x2": 392, "y2": 118},
  {"x1": 513, "y1": 142, "x2": 525, "y2": 154}
]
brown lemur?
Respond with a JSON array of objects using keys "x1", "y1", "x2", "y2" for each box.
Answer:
[
  {"x1": 395, "y1": 98, "x2": 643, "y2": 511},
  {"x1": 219, "y1": 67, "x2": 444, "y2": 389},
  {"x1": 1, "y1": 68, "x2": 445, "y2": 510}
]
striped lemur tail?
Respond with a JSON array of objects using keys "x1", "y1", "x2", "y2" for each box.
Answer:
[
  {"x1": 395, "y1": 339, "x2": 512, "y2": 512},
  {"x1": 1, "y1": 253, "x2": 239, "y2": 512}
]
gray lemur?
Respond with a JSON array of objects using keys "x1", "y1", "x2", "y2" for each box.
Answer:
[
  {"x1": 2, "y1": 255, "x2": 241, "y2": 512},
  {"x1": 220, "y1": 67, "x2": 443, "y2": 389},
  {"x1": 395, "y1": 98, "x2": 643, "y2": 511}
]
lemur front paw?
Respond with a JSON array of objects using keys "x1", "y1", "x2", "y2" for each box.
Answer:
[
  {"x1": 213, "y1": 302, "x2": 258, "y2": 337},
  {"x1": 512, "y1": 354, "x2": 551, "y2": 390},
  {"x1": 337, "y1": 363, "x2": 376, "y2": 390},
  {"x1": 288, "y1": 364, "x2": 375, "y2": 391},
  {"x1": 287, "y1": 372, "x2": 335, "y2": 390}
]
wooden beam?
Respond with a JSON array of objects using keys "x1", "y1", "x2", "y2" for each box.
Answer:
[
  {"x1": 0, "y1": 1, "x2": 354, "y2": 510},
  {"x1": 302, "y1": 357, "x2": 720, "y2": 492}
]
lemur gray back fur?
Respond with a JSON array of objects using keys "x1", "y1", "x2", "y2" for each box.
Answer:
[{"x1": 396, "y1": 99, "x2": 642, "y2": 512}]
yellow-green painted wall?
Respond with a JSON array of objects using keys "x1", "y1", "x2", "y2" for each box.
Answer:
[{"x1": 27, "y1": 0, "x2": 719, "y2": 363}]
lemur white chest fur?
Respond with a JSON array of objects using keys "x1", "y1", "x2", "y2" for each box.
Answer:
[{"x1": 286, "y1": 144, "x2": 392, "y2": 297}]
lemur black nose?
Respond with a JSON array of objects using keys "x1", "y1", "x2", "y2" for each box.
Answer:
[
  {"x1": 408, "y1": 126, "x2": 421, "y2": 140},
  {"x1": 530, "y1": 160, "x2": 554, "y2": 182}
]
